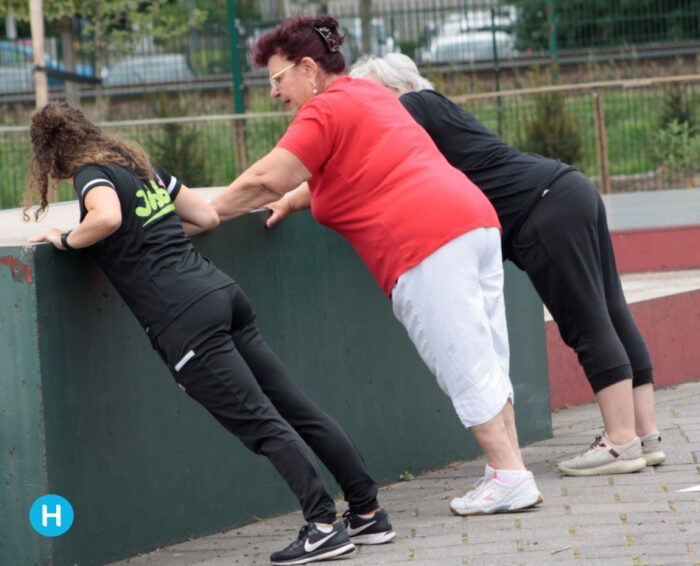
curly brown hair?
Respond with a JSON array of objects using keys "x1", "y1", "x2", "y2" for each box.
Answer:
[{"x1": 24, "y1": 102, "x2": 154, "y2": 221}]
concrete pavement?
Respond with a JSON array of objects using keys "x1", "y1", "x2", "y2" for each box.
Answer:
[{"x1": 109, "y1": 380, "x2": 700, "y2": 566}]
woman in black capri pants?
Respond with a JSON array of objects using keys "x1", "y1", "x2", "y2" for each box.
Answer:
[
  {"x1": 345, "y1": 54, "x2": 665, "y2": 477},
  {"x1": 26, "y1": 101, "x2": 394, "y2": 565}
]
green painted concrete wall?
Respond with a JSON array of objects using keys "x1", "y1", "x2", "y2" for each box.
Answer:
[
  {"x1": 0, "y1": 246, "x2": 52, "y2": 566},
  {"x1": 1, "y1": 212, "x2": 550, "y2": 566}
]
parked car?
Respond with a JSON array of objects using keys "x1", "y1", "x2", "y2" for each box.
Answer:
[
  {"x1": 0, "y1": 39, "x2": 95, "y2": 88},
  {"x1": 436, "y1": 8, "x2": 516, "y2": 36},
  {"x1": 339, "y1": 17, "x2": 397, "y2": 63},
  {"x1": 0, "y1": 65, "x2": 33, "y2": 93},
  {"x1": 102, "y1": 54, "x2": 195, "y2": 86},
  {"x1": 418, "y1": 31, "x2": 516, "y2": 63}
]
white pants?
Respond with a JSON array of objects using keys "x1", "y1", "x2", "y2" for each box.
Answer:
[{"x1": 391, "y1": 228, "x2": 513, "y2": 428}]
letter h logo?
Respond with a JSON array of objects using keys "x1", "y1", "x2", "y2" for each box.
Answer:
[{"x1": 30, "y1": 494, "x2": 74, "y2": 537}]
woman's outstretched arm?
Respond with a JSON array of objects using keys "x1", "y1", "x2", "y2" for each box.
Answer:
[
  {"x1": 29, "y1": 186, "x2": 121, "y2": 250},
  {"x1": 211, "y1": 148, "x2": 311, "y2": 222}
]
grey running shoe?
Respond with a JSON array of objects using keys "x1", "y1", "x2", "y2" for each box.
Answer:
[
  {"x1": 640, "y1": 431, "x2": 666, "y2": 466},
  {"x1": 449, "y1": 471, "x2": 543, "y2": 515},
  {"x1": 557, "y1": 432, "x2": 647, "y2": 476}
]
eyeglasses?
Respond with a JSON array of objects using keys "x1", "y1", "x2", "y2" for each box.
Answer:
[{"x1": 269, "y1": 63, "x2": 296, "y2": 89}]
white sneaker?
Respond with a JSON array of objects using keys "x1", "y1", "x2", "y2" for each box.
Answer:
[
  {"x1": 557, "y1": 432, "x2": 647, "y2": 476},
  {"x1": 640, "y1": 431, "x2": 666, "y2": 466},
  {"x1": 449, "y1": 471, "x2": 543, "y2": 515},
  {"x1": 459, "y1": 476, "x2": 489, "y2": 502}
]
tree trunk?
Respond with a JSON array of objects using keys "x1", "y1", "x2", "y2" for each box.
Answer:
[
  {"x1": 60, "y1": 17, "x2": 80, "y2": 107},
  {"x1": 29, "y1": 0, "x2": 48, "y2": 108},
  {"x1": 277, "y1": 0, "x2": 291, "y2": 19},
  {"x1": 360, "y1": 0, "x2": 372, "y2": 55},
  {"x1": 5, "y1": 6, "x2": 17, "y2": 39},
  {"x1": 93, "y1": 19, "x2": 108, "y2": 121}
]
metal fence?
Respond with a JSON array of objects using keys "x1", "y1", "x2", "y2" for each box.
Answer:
[
  {"x1": 0, "y1": 110, "x2": 292, "y2": 210},
  {"x1": 1, "y1": 0, "x2": 700, "y2": 118},
  {"x1": 3, "y1": 74, "x2": 698, "y2": 212},
  {"x1": 452, "y1": 74, "x2": 700, "y2": 193}
]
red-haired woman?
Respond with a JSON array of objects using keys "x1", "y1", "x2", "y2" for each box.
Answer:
[
  {"x1": 26, "y1": 101, "x2": 394, "y2": 566},
  {"x1": 212, "y1": 13, "x2": 543, "y2": 528}
]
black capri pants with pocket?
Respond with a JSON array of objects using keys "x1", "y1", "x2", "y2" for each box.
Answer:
[
  {"x1": 153, "y1": 283, "x2": 379, "y2": 524},
  {"x1": 511, "y1": 170, "x2": 653, "y2": 393}
]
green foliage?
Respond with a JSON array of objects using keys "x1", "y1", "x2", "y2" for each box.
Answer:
[
  {"x1": 504, "y1": 0, "x2": 551, "y2": 52},
  {"x1": 195, "y1": 0, "x2": 260, "y2": 32},
  {"x1": 0, "y1": 0, "x2": 205, "y2": 67},
  {"x1": 145, "y1": 94, "x2": 212, "y2": 188},
  {"x1": 242, "y1": 90, "x2": 293, "y2": 162},
  {"x1": 398, "y1": 471, "x2": 414, "y2": 482},
  {"x1": 659, "y1": 83, "x2": 696, "y2": 133},
  {"x1": 652, "y1": 119, "x2": 700, "y2": 184},
  {"x1": 189, "y1": 46, "x2": 229, "y2": 76},
  {"x1": 397, "y1": 39, "x2": 420, "y2": 60},
  {"x1": 506, "y1": 0, "x2": 700, "y2": 52},
  {"x1": 517, "y1": 91, "x2": 583, "y2": 167},
  {"x1": 515, "y1": 68, "x2": 584, "y2": 167}
]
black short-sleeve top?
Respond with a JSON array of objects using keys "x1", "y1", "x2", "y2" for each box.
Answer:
[{"x1": 73, "y1": 162, "x2": 232, "y2": 337}]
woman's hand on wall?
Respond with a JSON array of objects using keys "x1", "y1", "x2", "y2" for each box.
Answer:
[
  {"x1": 264, "y1": 182, "x2": 311, "y2": 228},
  {"x1": 28, "y1": 228, "x2": 66, "y2": 250}
]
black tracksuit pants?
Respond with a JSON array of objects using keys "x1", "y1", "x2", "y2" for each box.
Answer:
[
  {"x1": 511, "y1": 170, "x2": 653, "y2": 393},
  {"x1": 153, "y1": 284, "x2": 379, "y2": 524}
]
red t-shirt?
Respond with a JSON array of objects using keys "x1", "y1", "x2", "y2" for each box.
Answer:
[{"x1": 277, "y1": 76, "x2": 499, "y2": 295}]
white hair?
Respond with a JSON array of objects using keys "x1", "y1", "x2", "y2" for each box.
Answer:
[{"x1": 349, "y1": 53, "x2": 434, "y2": 94}]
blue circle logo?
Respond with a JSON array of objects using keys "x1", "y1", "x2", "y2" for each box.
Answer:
[{"x1": 29, "y1": 494, "x2": 74, "y2": 537}]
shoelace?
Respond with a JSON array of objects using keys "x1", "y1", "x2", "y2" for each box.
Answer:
[
  {"x1": 461, "y1": 477, "x2": 488, "y2": 502},
  {"x1": 581, "y1": 434, "x2": 605, "y2": 455},
  {"x1": 282, "y1": 524, "x2": 312, "y2": 551},
  {"x1": 342, "y1": 509, "x2": 368, "y2": 527}
]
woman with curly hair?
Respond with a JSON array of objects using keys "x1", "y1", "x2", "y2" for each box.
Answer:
[{"x1": 26, "y1": 101, "x2": 394, "y2": 565}]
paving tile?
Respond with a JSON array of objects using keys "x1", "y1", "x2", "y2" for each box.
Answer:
[{"x1": 109, "y1": 380, "x2": 700, "y2": 566}]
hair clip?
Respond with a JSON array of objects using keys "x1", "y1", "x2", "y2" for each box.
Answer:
[{"x1": 314, "y1": 26, "x2": 341, "y2": 53}]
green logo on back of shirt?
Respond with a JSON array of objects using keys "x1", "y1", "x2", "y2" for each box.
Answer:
[{"x1": 135, "y1": 179, "x2": 175, "y2": 226}]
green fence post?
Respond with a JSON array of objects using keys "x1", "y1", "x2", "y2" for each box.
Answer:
[
  {"x1": 547, "y1": 0, "x2": 559, "y2": 81},
  {"x1": 226, "y1": 0, "x2": 245, "y2": 115},
  {"x1": 491, "y1": 8, "x2": 503, "y2": 137},
  {"x1": 226, "y1": 0, "x2": 248, "y2": 174}
]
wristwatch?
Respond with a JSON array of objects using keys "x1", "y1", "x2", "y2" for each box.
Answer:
[{"x1": 60, "y1": 231, "x2": 75, "y2": 251}]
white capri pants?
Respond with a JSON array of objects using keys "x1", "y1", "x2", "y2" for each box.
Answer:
[{"x1": 391, "y1": 227, "x2": 514, "y2": 428}]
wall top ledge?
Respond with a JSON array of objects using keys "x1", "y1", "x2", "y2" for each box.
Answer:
[{"x1": 0, "y1": 187, "x2": 226, "y2": 248}]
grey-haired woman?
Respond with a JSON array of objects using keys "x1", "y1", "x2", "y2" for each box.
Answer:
[{"x1": 349, "y1": 53, "x2": 663, "y2": 479}]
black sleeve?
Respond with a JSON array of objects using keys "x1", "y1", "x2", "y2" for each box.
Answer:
[
  {"x1": 73, "y1": 164, "x2": 117, "y2": 206},
  {"x1": 153, "y1": 163, "x2": 184, "y2": 200},
  {"x1": 399, "y1": 91, "x2": 433, "y2": 129}
]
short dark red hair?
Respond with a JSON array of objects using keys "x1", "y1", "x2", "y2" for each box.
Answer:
[{"x1": 251, "y1": 14, "x2": 346, "y2": 74}]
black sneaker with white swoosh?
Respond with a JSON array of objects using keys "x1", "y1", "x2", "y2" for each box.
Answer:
[
  {"x1": 270, "y1": 522, "x2": 355, "y2": 565},
  {"x1": 343, "y1": 508, "x2": 397, "y2": 545}
]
